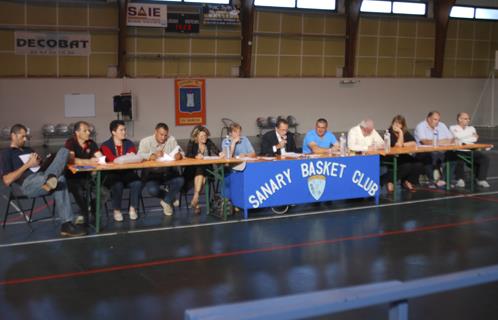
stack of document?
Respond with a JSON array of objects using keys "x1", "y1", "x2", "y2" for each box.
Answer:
[{"x1": 157, "y1": 146, "x2": 181, "y2": 162}]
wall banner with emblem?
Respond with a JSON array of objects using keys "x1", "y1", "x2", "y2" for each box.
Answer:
[
  {"x1": 15, "y1": 31, "x2": 90, "y2": 56},
  {"x1": 175, "y1": 79, "x2": 206, "y2": 126}
]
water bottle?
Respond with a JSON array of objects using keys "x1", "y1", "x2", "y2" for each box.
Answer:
[
  {"x1": 339, "y1": 133, "x2": 347, "y2": 156},
  {"x1": 223, "y1": 135, "x2": 231, "y2": 160},
  {"x1": 384, "y1": 130, "x2": 391, "y2": 152},
  {"x1": 432, "y1": 129, "x2": 439, "y2": 147}
]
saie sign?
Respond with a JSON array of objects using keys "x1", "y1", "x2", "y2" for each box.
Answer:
[
  {"x1": 15, "y1": 32, "x2": 90, "y2": 56},
  {"x1": 127, "y1": 3, "x2": 167, "y2": 27}
]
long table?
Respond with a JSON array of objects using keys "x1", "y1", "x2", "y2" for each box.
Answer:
[
  {"x1": 227, "y1": 155, "x2": 380, "y2": 219},
  {"x1": 379, "y1": 143, "x2": 493, "y2": 194},
  {"x1": 69, "y1": 158, "x2": 243, "y2": 233}
]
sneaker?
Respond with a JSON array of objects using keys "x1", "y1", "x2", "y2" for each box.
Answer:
[
  {"x1": 60, "y1": 222, "x2": 87, "y2": 237},
  {"x1": 160, "y1": 200, "x2": 173, "y2": 216},
  {"x1": 41, "y1": 175, "x2": 58, "y2": 192},
  {"x1": 433, "y1": 169, "x2": 441, "y2": 181},
  {"x1": 74, "y1": 215, "x2": 85, "y2": 225},
  {"x1": 113, "y1": 210, "x2": 123, "y2": 222},
  {"x1": 455, "y1": 179, "x2": 465, "y2": 188},
  {"x1": 173, "y1": 199, "x2": 180, "y2": 207},
  {"x1": 129, "y1": 207, "x2": 138, "y2": 220},
  {"x1": 477, "y1": 180, "x2": 490, "y2": 188},
  {"x1": 435, "y1": 180, "x2": 446, "y2": 188}
]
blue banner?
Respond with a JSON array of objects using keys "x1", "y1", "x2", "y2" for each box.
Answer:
[{"x1": 228, "y1": 155, "x2": 380, "y2": 217}]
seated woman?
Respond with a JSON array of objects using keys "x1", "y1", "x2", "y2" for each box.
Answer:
[
  {"x1": 381, "y1": 115, "x2": 424, "y2": 192},
  {"x1": 100, "y1": 120, "x2": 142, "y2": 222},
  {"x1": 184, "y1": 126, "x2": 222, "y2": 214}
]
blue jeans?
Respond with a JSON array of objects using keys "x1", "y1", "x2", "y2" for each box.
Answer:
[
  {"x1": 21, "y1": 148, "x2": 74, "y2": 223},
  {"x1": 104, "y1": 171, "x2": 142, "y2": 210},
  {"x1": 145, "y1": 174, "x2": 184, "y2": 204}
]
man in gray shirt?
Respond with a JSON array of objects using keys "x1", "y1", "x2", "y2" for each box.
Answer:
[{"x1": 138, "y1": 123, "x2": 184, "y2": 216}]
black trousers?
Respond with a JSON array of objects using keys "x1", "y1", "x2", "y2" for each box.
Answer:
[
  {"x1": 381, "y1": 156, "x2": 424, "y2": 185},
  {"x1": 67, "y1": 175, "x2": 93, "y2": 215},
  {"x1": 454, "y1": 150, "x2": 490, "y2": 181},
  {"x1": 415, "y1": 151, "x2": 458, "y2": 180}
]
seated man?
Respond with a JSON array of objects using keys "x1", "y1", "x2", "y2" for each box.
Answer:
[
  {"x1": 260, "y1": 118, "x2": 297, "y2": 156},
  {"x1": 100, "y1": 120, "x2": 142, "y2": 222},
  {"x1": 450, "y1": 112, "x2": 490, "y2": 188},
  {"x1": 1, "y1": 124, "x2": 86, "y2": 237},
  {"x1": 64, "y1": 121, "x2": 102, "y2": 222},
  {"x1": 221, "y1": 123, "x2": 256, "y2": 158},
  {"x1": 347, "y1": 119, "x2": 383, "y2": 152},
  {"x1": 414, "y1": 111, "x2": 455, "y2": 188},
  {"x1": 303, "y1": 118, "x2": 339, "y2": 154},
  {"x1": 138, "y1": 123, "x2": 184, "y2": 216}
]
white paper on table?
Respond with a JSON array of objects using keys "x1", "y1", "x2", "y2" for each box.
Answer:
[
  {"x1": 307, "y1": 154, "x2": 321, "y2": 158},
  {"x1": 203, "y1": 156, "x2": 221, "y2": 160},
  {"x1": 236, "y1": 156, "x2": 257, "y2": 161},
  {"x1": 19, "y1": 154, "x2": 40, "y2": 173},
  {"x1": 157, "y1": 146, "x2": 181, "y2": 162},
  {"x1": 281, "y1": 152, "x2": 301, "y2": 158},
  {"x1": 259, "y1": 156, "x2": 275, "y2": 161}
]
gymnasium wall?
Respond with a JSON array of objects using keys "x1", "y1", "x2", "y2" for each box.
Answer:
[
  {"x1": 1, "y1": 1, "x2": 497, "y2": 78},
  {"x1": 0, "y1": 77, "x2": 492, "y2": 146}
]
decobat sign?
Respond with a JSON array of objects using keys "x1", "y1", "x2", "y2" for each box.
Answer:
[
  {"x1": 15, "y1": 32, "x2": 90, "y2": 56},
  {"x1": 127, "y1": 3, "x2": 167, "y2": 27},
  {"x1": 227, "y1": 155, "x2": 380, "y2": 216}
]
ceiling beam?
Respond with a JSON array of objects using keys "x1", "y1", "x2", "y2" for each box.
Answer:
[
  {"x1": 240, "y1": 0, "x2": 255, "y2": 78},
  {"x1": 343, "y1": 0, "x2": 362, "y2": 77},
  {"x1": 117, "y1": 0, "x2": 128, "y2": 78},
  {"x1": 431, "y1": 0, "x2": 456, "y2": 78}
]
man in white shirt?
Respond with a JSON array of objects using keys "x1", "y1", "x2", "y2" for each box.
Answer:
[
  {"x1": 347, "y1": 119, "x2": 384, "y2": 152},
  {"x1": 449, "y1": 112, "x2": 490, "y2": 188},
  {"x1": 138, "y1": 123, "x2": 184, "y2": 215}
]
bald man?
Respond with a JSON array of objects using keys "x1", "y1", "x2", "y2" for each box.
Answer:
[
  {"x1": 347, "y1": 119, "x2": 384, "y2": 152},
  {"x1": 449, "y1": 112, "x2": 490, "y2": 188}
]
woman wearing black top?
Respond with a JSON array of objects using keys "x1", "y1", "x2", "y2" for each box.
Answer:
[
  {"x1": 382, "y1": 115, "x2": 424, "y2": 192},
  {"x1": 184, "y1": 126, "x2": 223, "y2": 214}
]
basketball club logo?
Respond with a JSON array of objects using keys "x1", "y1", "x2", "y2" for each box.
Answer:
[{"x1": 308, "y1": 175, "x2": 326, "y2": 200}]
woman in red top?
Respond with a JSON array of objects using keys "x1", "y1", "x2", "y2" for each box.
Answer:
[{"x1": 100, "y1": 120, "x2": 142, "y2": 222}]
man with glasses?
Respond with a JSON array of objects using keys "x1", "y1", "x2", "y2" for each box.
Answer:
[
  {"x1": 450, "y1": 112, "x2": 490, "y2": 188},
  {"x1": 260, "y1": 118, "x2": 297, "y2": 156},
  {"x1": 303, "y1": 118, "x2": 339, "y2": 154}
]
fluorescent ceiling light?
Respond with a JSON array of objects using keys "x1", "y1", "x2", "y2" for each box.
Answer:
[
  {"x1": 450, "y1": 6, "x2": 475, "y2": 19},
  {"x1": 184, "y1": 0, "x2": 229, "y2": 3},
  {"x1": 393, "y1": 2, "x2": 425, "y2": 15},
  {"x1": 475, "y1": 8, "x2": 498, "y2": 20},
  {"x1": 255, "y1": 0, "x2": 295, "y2": 8},
  {"x1": 297, "y1": 0, "x2": 335, "y2": 10},
  {"x1": 361, "y1": 0, "x2": 391, "y2": 13}
]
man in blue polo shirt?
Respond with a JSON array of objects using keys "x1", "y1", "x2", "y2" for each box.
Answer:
[
  {"x1": 414, "y1": 111, "x2": 456, "y2": 188},
  {"x1": 302, "y1": 118, "x2": 339, "y2": 154}
]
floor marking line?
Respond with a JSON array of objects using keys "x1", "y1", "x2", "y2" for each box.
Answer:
[
  {"x1": 1, "y1": 191, "x2": 498, "y2": 249},
  {"x1": 1, "y1": 215, "x2": 498, "y2": 287}
]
